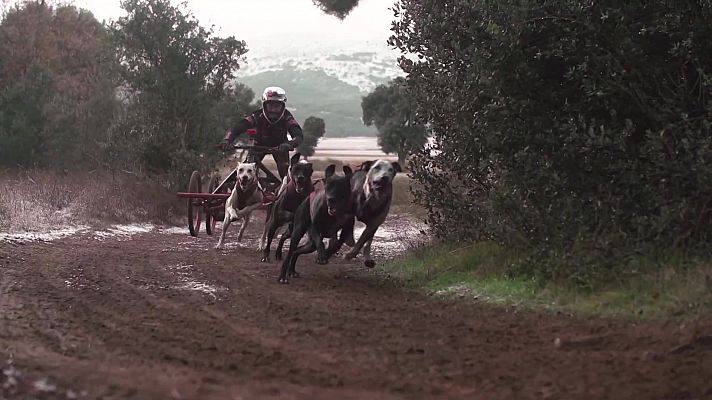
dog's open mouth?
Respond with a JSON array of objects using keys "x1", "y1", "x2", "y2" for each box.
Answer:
[
  {"x1": 295, "y1": 185, "x2": 305, "y2": 194},
  {"x1": 239, "y1": 179, "x2": 254, "y2": 190},
  {"x1": 327, "y1": 205, "x2": 337, "y2": 216},
  {"x1": 372, "y1": 181, "x2": 386, "y2": 191}
]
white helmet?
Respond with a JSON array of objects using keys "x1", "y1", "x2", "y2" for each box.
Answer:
[{"x1": 262, "y1": 86, "x2": 287, "y2": 124}]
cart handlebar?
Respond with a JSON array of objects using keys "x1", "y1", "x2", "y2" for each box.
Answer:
[{"x1": 232, "y1": 144, "x2": 277, "y2": 153}]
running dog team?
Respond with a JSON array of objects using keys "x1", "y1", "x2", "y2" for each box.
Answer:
[{"x1": 218, "y1": 154, "x2": 401, "y2": 284}]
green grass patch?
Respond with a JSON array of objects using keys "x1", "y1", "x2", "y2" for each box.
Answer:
[{"x1": 381, "y1": 242, "x2": 712, "y2": 319}]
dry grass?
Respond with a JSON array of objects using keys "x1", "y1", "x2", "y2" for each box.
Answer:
[{"x1": 0, "y1": 168, "x2": 182, "y2": 232}]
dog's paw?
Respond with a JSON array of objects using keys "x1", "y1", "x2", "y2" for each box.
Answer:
[
  {"x1": 289, "y1": 271, "x2": 301, "y2": 278},
  {"x1": 364, "y1": 260, "x2": 376, "y2": 268},
  {"x1": 278, "y1": 277, "x2": 289, "y2": 284},
  {"x1": 260, "y1": 255, "x2": 270, "y2": 263},
  {"x1": 343, "y1": 251, "x2": 356, "y2": 260},
  {"x1": 316, "y1": 255, "x2": 329, "y2": 265}
]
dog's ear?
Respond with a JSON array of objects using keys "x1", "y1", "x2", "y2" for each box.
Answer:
[
  {"x1": 343, "y1": 165, "x2": 353, "y2": 177},
  {"x1": 391, "y1": 162, "x2": 402, "y2": 173},
  {"x1": 305, "y1": 163, "x2": 313, "y2": 175},
  {"x1": 360, "y1": 160, "x2": 375, "y2": 172},
  {"x1": 290, "y1": 153, "x2": 301, "y2": 166},
  {"x1": 325, "y1": 164, "x2": 336, "y2": 179}
]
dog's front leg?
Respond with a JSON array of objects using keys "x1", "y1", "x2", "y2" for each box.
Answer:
[
  {"x1": 236, "y1": 213, "x2": 250, "y2": 242},
  {"x1": 279, "y1": 202, "x2": 310, "y2": 284},
  {"x1": 235, "y1": 201, "x2": 262, "y2": 219},
  {"x1": 311, "y1": 225, "x2": 328, "y2": 265},
  {"x1": 326, "y1": 217, "x2": 354, "y2": 259},
  {"x1": 275, "y1": 223, "x2": 292, "y2": 261},
  {"x1": 233, "y1": 202, "x2": 261, "y2": 243},
  {"x1": 226, "y1": 204, "x2": 240, "y2": 222},
  {"x1": 362, "y1": 238, "x2": 375, "y2": 268},
  {"x1": 215, "y1": 212, "x2": 232, "y2": 250},
  {"x1": 258, "y1": 223, "x2": 268, "y2": 252},
  {"x1": 343, "y1": 223, "x2": 379, "y2": 260}
]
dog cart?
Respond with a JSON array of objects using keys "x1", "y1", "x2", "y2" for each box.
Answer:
[{"x1": 176, "y1": 144, "x2": 283, "y2": 237}]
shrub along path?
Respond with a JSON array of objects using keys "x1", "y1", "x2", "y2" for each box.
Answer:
[{"x1": 1, "y1": 217, "x2": 710, "y2": 399}]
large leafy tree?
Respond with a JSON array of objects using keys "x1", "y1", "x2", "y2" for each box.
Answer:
[
  {"x1": 298, "y1": 116, "x2": 326, "y2": 159},
  {"x1": 0, "y1": 1, "x2": 115, "y2": 167},
  {"x1": 362, "y1": 77, "x2": 427, "y2": 166},
  {"x1": 110, "y1": 0, "x2": 248, "y2": 183}
]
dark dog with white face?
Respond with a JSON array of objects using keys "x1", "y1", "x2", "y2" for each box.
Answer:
[
  {"x1": 278, "y1": 164, "x2": 353, "y2": 284},
  {"x1": 258, "y1": 153, "x2": 314, "y2": 262},
  {"x1": 215, "y1": 162, "x2": 263, "y2": 250},
  {"x1": 328, "y1": 159, "x2": 402, "y2": 267}
]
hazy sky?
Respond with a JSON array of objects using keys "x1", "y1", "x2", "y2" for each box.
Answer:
[{"x1": 64, "y1": 0, "x2": 399, "y2": 58}]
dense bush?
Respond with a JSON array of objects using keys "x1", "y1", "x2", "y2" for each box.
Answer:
[
  {"x1": 0, "y1": 2, "x2": 116, "y2": 168},
  {"x1": 391, "y1": 0, "x2": 712, "y2": 282}
]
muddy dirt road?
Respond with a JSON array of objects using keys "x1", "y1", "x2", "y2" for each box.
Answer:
[{"x1": 1, "y1": 214, "x2": 710, "y2": 399}]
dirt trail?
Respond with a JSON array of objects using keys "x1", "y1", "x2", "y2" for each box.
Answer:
[{"x1": 1, "y1": 215, "x2": 710, "y2": 400}]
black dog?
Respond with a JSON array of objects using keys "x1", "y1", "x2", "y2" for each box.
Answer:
[
  {"x1": 278, "y1": 164, "x2": 353, "y2": 284},
  {"x1": 258, "y1": 153, "x2": 314, "y2": 262},
  {"x1": 325, "y1": 159, "x2": 402, "y2": 268}
]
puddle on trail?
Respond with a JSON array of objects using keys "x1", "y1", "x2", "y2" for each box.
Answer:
[
  {"x1": 352, "y1": 214, "x2": 430, "y2": 258},
  {"x1": 92, "y1": 224, "x2": 154, "y2": 241},
  {"x1": 165, "y1": 263, "x2": 228, "y2": 301},
  {"x1": 2, "y1": 223, "x2": 180, "y2": 244},
  {"x1": 0, "y1": 226, "x2": 90, "y2": 244},
  {"x1": 1, "y1": 213, "x2": 430, "y2": 261}
]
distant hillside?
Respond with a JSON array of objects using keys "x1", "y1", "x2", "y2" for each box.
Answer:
[{"x1": 239, "y1": 67, "x2": 377, "y2": 137}]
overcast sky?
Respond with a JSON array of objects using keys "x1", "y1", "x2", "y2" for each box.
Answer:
[{"x1": 64, "y1": 0, "x2": 398, "y2": 58}]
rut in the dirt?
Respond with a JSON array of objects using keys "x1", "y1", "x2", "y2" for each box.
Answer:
[{"x1": 1, "y1": 217, "x2": 710, "y2": 400}]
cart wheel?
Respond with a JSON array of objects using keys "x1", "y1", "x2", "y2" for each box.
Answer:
[
  {"x1": 205, "y1": 174, "x2": 220, "y2": 236},
  {"x1": 187, "y1": 170, "x2": 202, "y2": 237}
]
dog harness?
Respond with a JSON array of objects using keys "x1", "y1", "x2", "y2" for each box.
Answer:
[
  {"x1": 234, "y1": 180, "x2": 259, "y2": 210},
  {"x1": 281, "y1": 178, "x2": 313, "y2": 212}
]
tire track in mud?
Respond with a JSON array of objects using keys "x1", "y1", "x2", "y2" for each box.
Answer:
[{"x1": 1, "y1": 221, "x2": 711, "y2": 400}]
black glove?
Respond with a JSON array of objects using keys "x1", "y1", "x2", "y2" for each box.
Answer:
[{"x1": 277, "y1": 143, "x2": 294, "y2": 152}]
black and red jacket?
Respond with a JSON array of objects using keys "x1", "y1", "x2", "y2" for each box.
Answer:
[{"x1": 225, "y1": 109, "x2": 303, "y2": 148}]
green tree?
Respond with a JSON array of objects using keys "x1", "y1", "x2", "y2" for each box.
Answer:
[
  {"x1": 361, "y1": 77, "x2": 427, "y2": 166},
  {"x1": 212, "y1": 82, "x2": 259, "y2": 136},
  {"x1": 298, "y1": 116, "x2": 326, "y2": 159},
  {"x1": 0, "y1": 64, "x2": 52, "y2": 166},
  {"x1": 391, "y1": 0, "x2": 712, "y2": 282},
  {"x1": 312, "y1": 0, "x2": 360, "y2": 19},
  {"x1": 0, "y1": 1, "x2": 116, "y2": 167},
  {"x1": 110, "y1": 0, "x2": 248, "y2": 185}
]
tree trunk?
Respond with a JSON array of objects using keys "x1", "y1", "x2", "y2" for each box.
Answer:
[{"x1": 397, "y1": 151, "x2": 406, "y2": 167}]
